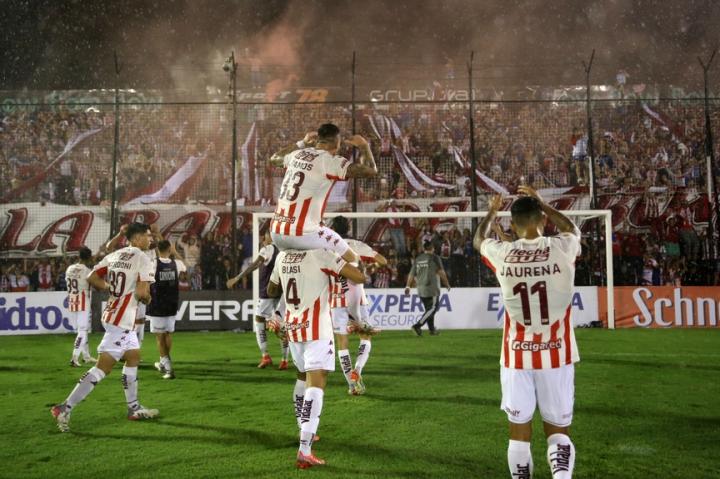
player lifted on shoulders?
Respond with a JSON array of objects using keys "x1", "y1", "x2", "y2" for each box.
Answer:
[
  {"x1": 268, "y1": 123, "x2": 377, "y2": 263},
  {"x1": 227, "y1": 230, "x2": 289, "y2": 370},
  {"x1": 51, "y1": 223, "x2": 159, "y2": 432},
  {"x1": 267, "y1": 247, "x2": 365, "y2": 469},
  {"x1": 328, "y1": 216, "x2": 385, "y2": 395},
  {"x1": 474, "y1": 186, "x2": 581, "y2": 479},
  {"x1": 65, "y1": 247, "x2": 97, "y2": 367}
]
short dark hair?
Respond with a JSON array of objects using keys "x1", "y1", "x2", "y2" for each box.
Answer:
[
  {"x1": 79, "y1": 247, "x2": 92, "y2": 261},
  {"x1": 125, "y1": 222, "x2": 150, "y2": 241},
  {"x1": 317, "y1": 123, "x2": 340, "y2": 143},
  {"x1": 157, "y1": 240, "x2": 171, "y2": 252},
  {"x1": 330, "y1": 215, "x2": 350, "y2": 238},
  {"x1": 423, "y1": 240, "x2": 433, "y2": 250},
  {"x1": 510, "y1": 196, "x2": 543, "y2": 227}
]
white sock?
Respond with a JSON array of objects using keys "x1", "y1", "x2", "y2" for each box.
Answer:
[
  {"x1": 338, "y1": 349, "x2": 353, "y2": 386},
  {"x1": 293, "y1": 379, "x2": 306, "y2": 429},
  {"x1": 355, "y1": 340, "x2": 372, "y2": 375},
  {"x1": 547, "y1": 433, "x2": 575, "y2": 478},
  {"x1": 255, "y1": 322, "x2": 268, "y2": 355},
  {"x1": 65, "y1": 367, "x2": 106, "y2": 409},
  {"x1": 121, "y1": 366, "x2": 139, "y2": 411},
  {"x1": 161, "y1": 355, "x2": 173, "y2": 373},
  {"x1": 281, "y1": 339, "x2": 289, "y2": 361},
  {"x1": 508, "y1": 440, "x2": 533, "y2": 479},
  {"x1": 81, "y1": 332, "x2": 92, "y2": 359},
  {"x1": 134, "y1": 323, "x2": 145, "y2": 344},
  {"x1": 299, "y1": 387, "x2": 323, "y2": 455},
  {"x1": 71, "y1": 333, "x2": 84, "y2": 361}
]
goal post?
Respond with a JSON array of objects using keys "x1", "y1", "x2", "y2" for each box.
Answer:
[{"x1": 252, "y1": 209, "x2": 615, "y2": 329}]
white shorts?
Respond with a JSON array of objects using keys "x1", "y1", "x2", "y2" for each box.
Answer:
[
  {"x1": 69, "y1": 310, "x2": 91, "y2": 332},
  {"x1": 500, "y1": 364, "x2": 575, "y2": 427},
  {"x1": 271, "y1": 227, "x2": 350, "y2": 257},
  {"x1": 332, "y1": 307, "x2": 350, "y2": 334},
  {"x1": 289, "y1": 338, "x2": 336, "y2": 373},
  {"x1": 97, "y1": 323, "x2": 140, "y2": 361},
  {"x1": 256, "y1": 297, "x2": 284, "y2": 320},
  {"x1": 148, "y1": 315, "x2": 177, "y2": 333}
]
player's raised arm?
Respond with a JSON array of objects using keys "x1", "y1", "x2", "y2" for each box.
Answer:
[
  {"x1": 517, "y1": 185, "x2": 579, "y2": 235},
  {"x1": 474, "y1": 194, "x2": 504, "y2": 251},
  {"x1": 339, "y1": 262, "x2": 366, "y2": 285},
  {"x1": 105, "y1": 224, "x2": 129, "y2": 252},
  {"x1": 227, "y1": 253, "x2": 267, "y2": 289},
  {"x1": 345, "y1": 135, "x2": 377, "y2": 179},
  {"x1": 269, "y1": 131, "x2": 318, "y2": 167}
]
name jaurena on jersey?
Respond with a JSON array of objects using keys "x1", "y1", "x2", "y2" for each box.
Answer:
[{"x1": 499, "y1": 263, "x2": 562, "y2": 277}]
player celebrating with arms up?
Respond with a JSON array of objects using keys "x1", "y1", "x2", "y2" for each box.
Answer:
[
  {"x1": 268, "y1": 123, "x2": 377, "y2": 262},
  {"x1": 51, "y1": 223, "x2": 159, "y2": 432},
  {"x1": 267, "y1": 248, "x2": 365, "y2": 469},
  {"x1": 474, "y1": 187, "x2": 581, "y2": 479}
]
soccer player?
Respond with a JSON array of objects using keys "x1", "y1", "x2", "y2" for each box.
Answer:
[
  {"x1": 267, "y1": 248, "x2": 365, "y2": 468},
  {"x1": 147, "y1": 240, "x2": 186, "y2": 379},
  {"x1": 474, "y1": 187, "x2": 581, "y2": 479},
  {"x1": 404, "y1": 240, "x2": 451, "y2": 336},
  {"x1": 328, "y1": 216, "x2": 386, "y2": 395},
  {"x1": 65, "y1": 247, "x2": 97, "y2": 367},
  {"x1": 226, "y1": 230, "x2": 289, "y2": 370},
  {"x1": 51, "y1": 223, "x2": 159, "y2": 432},
  {"x1": 268, "y1": 123, "x2": 377, "y2": 262}
]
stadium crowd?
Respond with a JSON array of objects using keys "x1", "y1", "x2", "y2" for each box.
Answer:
[{"x1": 2, "y1": 100, "x2": 719, "y2": 287}]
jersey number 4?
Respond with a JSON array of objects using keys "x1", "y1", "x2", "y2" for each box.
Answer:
[
  {"x1": 285, "y1": 278, "x2": 301, "y2": 309},
  {"x1": 512, "y1": 281, "x2": 549, "y2": 326}
]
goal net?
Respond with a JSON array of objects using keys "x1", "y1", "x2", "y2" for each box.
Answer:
[{"x1": 251, "y1": 209, "x2": 615, "y2": 329}]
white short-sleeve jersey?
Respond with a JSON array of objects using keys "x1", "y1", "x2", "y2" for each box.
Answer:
[
  {"x1": 65, "y1": 263, "x2": 92, "y2": 312},
  {"x1": 270, "y1": 249, "x2": 346, "y2": 342},
  {"x1": 271, "y1": 148, "x2": 351, "y2": 236},
  {"x1": 92, "y1": 246, "x2": 155, "y2": 330},
  {"x1": 330, "y1": 239, "x2": 376, "y2": 309},
  {"x1": 480, "y1": 228, "x2": 581, "y2": 370}
]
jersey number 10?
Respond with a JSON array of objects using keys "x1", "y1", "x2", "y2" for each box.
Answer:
[{"x1": 512, "y1": 281, "x2": 549, "y2": 326}]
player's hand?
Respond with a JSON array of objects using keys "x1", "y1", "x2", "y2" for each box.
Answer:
[
  {"x1": 404, "y1": 287, "x2": 411, "y2": 296},
  {"x1": 344, "y1": 135, "x2": 369, "y2": 148},
  {"x1": 517, "y1": 185, "x2": 543, "y2": 202},
  {"x1": 226, "y1": 275, "x2": 240, "y2": 289},
  {"x1": 119, "y1": 224, "x2": 129, "y2": 234},
  {"x1": 302, "y1": 132, "x2": 318, "y2": 146},
  {"x1": 488, "y1": 194, "x2": 503, "y2": 212}
]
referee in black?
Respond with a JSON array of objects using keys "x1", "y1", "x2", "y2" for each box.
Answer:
[{"x1": 404, "y1": 240, "x2": 451, "y2": 336}]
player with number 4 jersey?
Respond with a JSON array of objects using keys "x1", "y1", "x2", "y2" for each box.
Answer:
[
  {"x1": 269, "y1": 123, "x2": 378, "y2": 264},
  {"x1": 475, "y1": 187, "x2": 581, "y2": 479},
  {"x1": 267, "y1": 249, "x2": 365, "y2": 468}
]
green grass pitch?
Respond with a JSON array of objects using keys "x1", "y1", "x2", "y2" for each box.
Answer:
[{"x1": 1, "y1": 329, "x2": 719, "y2": 478}]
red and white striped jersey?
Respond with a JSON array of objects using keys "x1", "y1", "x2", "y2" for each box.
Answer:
[
  {"x1": 65, "y1": 263, "x2": 91, "y2": 312},
  {"x1": 38, "y1": 264, "x2": 53, "y2": 290},
  {"x1": 480, "y1": 229, "x2": 581, "y2": 370},
  {"x1": 271, "y1": 148, "x2": 351, "y2": 236},
  {"x1": 330, "y1": 239, "x2": 376, "y2": 309},
  {"x1": 270, "y1": 249, "x2": 347, "y2": 342},
  {"x1": 92, "y1": 246, "x2": 155, "y2": 330}
]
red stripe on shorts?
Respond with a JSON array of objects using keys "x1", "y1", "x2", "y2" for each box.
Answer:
[{"x1": 311, "y1": 297, "x2": 320, "y2": 340}]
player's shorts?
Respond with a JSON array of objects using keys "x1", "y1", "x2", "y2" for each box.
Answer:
[
  {"x1": 68, "y1": 310, "x2": 91, "y2": 332},
  {"x1": 331, "y1": 307, "x2": 350, "y2": 334},
  {"x1": 500, "y1": 364, "x2": 574, "y2": 427},
  {"x1": 256, "y1": 297, "x2": 282, "y2": 320},
  {"x1": 271, "y1": 227, "x2": 350, "y2": 257},
  {"x1": 148, "y1": 314, "x2": 177, "y2": 333},
  {"x1": 97, "y1": 323, "x2": 140, "y2": 361},
  {"x1": 289, "y1": 338, "x2": 335, "y2": 373}
]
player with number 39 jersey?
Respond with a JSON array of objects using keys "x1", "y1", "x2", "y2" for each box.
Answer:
[{"x1": 65, "y1": 247, "x2": 96, "y2": 367}]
